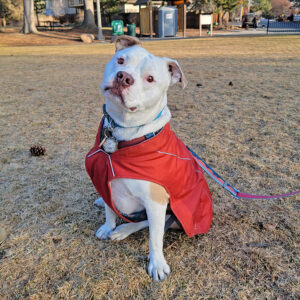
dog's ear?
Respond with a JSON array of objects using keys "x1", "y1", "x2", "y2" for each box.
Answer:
[
  {"x1": 163, "y1": 58, "x2": 188, "y2": 89},
  {"x1": 112, "y1": 35, "x2": 141, "y2": 52}
]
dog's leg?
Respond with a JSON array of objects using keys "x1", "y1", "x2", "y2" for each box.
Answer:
[
  {"x1": 109, "y1": 214, "x2": 181, "y2": 241},
  {"x1": 95, "y1": 203, "x2": 117, "y2": 239},
  {"x1": 109, "y1": 220, "x2": 149, "y2": 241},
  {"x1": 146, "y1": 201, "x2": 170, "y2": 281}
]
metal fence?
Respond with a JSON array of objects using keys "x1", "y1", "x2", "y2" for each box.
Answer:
[{"x1": 266, "y1": 20, "x2": 300, "y2": 33}]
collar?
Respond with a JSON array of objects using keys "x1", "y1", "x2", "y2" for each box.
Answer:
[
  {"x1": 100, "y1": 104, "x2": 164, "y2": 150},
  {"x1": 99, "y1": 115, "x2": 163, "y2": 150},
  {"x1": 117, "y1": 128, "x2": 162, "y2": 149},
  {"x1": 102, "y1": 104, "x2": 164, "y2": 129}
]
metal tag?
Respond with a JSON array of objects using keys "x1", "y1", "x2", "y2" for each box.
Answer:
[
  {"x1": 103, "y1": 137, "x2": 118, "y2": 153},
  {"x1": 99, "y1": 126, "x2": 112, "y2": 148}
]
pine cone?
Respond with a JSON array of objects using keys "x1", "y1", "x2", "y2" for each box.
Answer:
[{"x1": 30, "y1": 145, "x2": 46, "y2": 156}]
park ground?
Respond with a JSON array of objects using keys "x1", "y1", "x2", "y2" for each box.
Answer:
[
  {"x1": 0, "y1": 36, "x2": 299, "y2": 299},
  {"x1": 0, "y1": 26, "x2": 245, "y2": 47}
]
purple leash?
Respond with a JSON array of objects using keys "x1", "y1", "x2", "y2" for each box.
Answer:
[
  {"x1": 187, "y1": 146, "x2": 300, "y2": 200},
  {"x1": 236, "y1": 191, "x2": 300, "y2": 200}
]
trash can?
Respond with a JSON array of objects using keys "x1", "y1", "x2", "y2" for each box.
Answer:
[
  {"x1": 111, "y1": 20, "x2": 124, "y2": 36},
  {"x1": 127, "y1": 24, "x2": 136, "y2": 37},
  {"x1": 157, "y1": 6, "x2": 177, "y2": 38}
]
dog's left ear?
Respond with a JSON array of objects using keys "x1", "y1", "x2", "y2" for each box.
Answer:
[
  {"x1": 163, "y1": 58, "x2": 188, "y2": 89},
  {"x1": 112, "y1": 35, "x2": 141, "y2": 52}
]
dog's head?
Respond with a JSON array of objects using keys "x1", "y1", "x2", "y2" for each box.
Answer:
[{"x1": 100, "y1": 36, "x2": 187, "y2": 127}]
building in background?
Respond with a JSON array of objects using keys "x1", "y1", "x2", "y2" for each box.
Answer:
[{"x1": 46, "y1": 0, "x2": 77, "y2": 16}]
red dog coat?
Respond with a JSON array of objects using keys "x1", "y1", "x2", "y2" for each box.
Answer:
[{"x1": 85, "y1": 121, "x2": 213, "y2": 237}]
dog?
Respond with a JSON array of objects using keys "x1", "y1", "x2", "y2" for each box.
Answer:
[{"x1": 85, "y1": 36, "x2": 213, "y2": 281}]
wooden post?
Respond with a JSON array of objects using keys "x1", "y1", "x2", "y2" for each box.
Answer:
[
  {"x1": 183, "y1": 0, "x2": 186, "y2": 38},
  {"x1": 210, "y1": 14, "x2": 213, "y2": 36},
  {"x1": 149, "y1": 0, "x2": 153, "y2": 39},
  {"x1": 199, "y1": 14, "x2": 202, "y2": 36},
  {"x1": 96, "y1": 0, "x2": 104, "y2": 40},
  {"x1": 139, "y1": 4, "x2": 141, "y2": 36}
]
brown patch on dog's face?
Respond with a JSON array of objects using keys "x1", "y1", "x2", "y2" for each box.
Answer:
[{"x1": 149, "y1": 182, "x2": 169, "y2": 205}]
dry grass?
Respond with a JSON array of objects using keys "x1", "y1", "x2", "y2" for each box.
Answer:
[
  {"x1": 0, "y1": 28, "x2": 114, "y2": 47},
  {"x1": 0, "y1": 36, "x2": 299, "y2": 299},
  {"x1": 0, "y1": 27, "x2": 230, "y2": 47}
]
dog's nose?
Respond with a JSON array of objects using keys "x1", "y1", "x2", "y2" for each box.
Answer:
[{"x1": 116, "y1": 71, "x2": 134, "y2": 87}]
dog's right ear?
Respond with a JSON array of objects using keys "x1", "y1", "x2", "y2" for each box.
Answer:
[{"x1": 112, "y1": 35, "x2": 141, "y2": 52}]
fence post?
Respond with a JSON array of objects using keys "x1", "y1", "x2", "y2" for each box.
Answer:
[{"x1": 267, "y1": 18, "x2": 269, "y2": 35}]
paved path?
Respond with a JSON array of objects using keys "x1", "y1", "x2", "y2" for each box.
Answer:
[{"x1": 140, "y1": 28, "x2": 300, "y2": 41}]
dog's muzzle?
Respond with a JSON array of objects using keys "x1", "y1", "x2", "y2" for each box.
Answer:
[{"x1": 115, "y1": 71, "x2": 134, "y2": 88}]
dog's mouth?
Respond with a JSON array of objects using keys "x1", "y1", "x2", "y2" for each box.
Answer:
[
  {"x1": 104, "y1": 86, "x2": 125, "y2": 104},
  {"x1": 104, "y1": 86, "x2": 137, "y2": 112},
  {"x1": 129, "y1": 107, "x2": 137, "y2": 111},
  {"x1": 104, "y1": 86, "x2": 122, "y2": 97}
]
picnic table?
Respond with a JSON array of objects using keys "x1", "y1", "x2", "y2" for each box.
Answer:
[{"x1": 37, "y1": 21, "x2": 62, "y2": 31}]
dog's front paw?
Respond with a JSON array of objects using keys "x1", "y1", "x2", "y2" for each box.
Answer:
[
  {"x1": 109, "y1": 223, "x2": 132, "y2": 241},
  {"x1": 95, "y1": 223, "x2": 115, "y2": 239},
  {"x1": 94, "y1": 197, "x2": 105, "y2": 208},
  {"x1": 148, "y1": 256, "x2": 170, "y2": 281}
]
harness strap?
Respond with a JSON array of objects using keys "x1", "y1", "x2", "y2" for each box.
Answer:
[
  {"x1": 120, "y1": 209, "x2": 179, "y2": 233},
  {"x1": 187, "y1": 146, "x2": 300, "y2": 200},
  {"x1": 164, "y1": 213, "x2": 177, "y2": 233},
  {"x1": 118, "y1": 130, "x2": 161, "y2": 149},
  {"x1": 121, "y1": 210, "x2": 147, "y2": 222}
]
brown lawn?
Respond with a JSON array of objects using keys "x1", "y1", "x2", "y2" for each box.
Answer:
[{"x1": 0, "y1": 35, "x2": 299, "y2": 299}]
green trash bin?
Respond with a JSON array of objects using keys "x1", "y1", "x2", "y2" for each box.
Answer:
[
  {"x1": 127, "y1": 24, "x2": 136, "y2": 37},
  {"x1": 111, "y1": 20, "x2": 124, "y2": 36}
]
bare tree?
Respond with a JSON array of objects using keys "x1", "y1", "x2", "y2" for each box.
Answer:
[
  {"x1": 22, "y1": 0, "x2": 38, "y2": 33},
  {"x1": 271, "y1": 0, "x2": 290, "y2": 16},
  {"x1": 81, "y1": 0, "x2": 97, "y2": 29},
  {"x1": 191, "y1": 0, "x2": 214, "y2": 13}
]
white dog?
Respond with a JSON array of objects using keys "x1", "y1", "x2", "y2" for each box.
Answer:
[{"x1": 85, "y1": 36, "x2": 213, "y2": 281}]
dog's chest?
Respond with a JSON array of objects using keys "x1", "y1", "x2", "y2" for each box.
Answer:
[
  {"x1": 110, "y1": 178, "x2": 169, "y2": 216},
  {"x1": 110, "y1": 178, "x2": 149, "y2": 214}
]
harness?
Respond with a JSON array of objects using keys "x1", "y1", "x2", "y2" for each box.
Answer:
[
  {"x1": 90, "y1": 108, "x2": 299, "y2": 233},
  {"x1": 97, "y1": 105, "x2": 164, "y2": 224}
]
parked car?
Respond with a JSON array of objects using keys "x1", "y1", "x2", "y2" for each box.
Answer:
[
  {"x1": 257, "y1": 18, "x2": 275, "y2": 28},
  {"x1": 294, "y1": 15, "x2": 300, "y2": 22},
  {"x1": 242, "y1": 13, "x2": 256, "y2": 28}
]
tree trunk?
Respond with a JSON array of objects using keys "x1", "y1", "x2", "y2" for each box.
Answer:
[
  {"x1": 22, "y1": 0, "x2": 38, "y2": 34},
  {"x1": 2, "y1": 17, "x2": 7, "y2": 27},
  {"x1": 81, "y1": 0, "x2": 97, "y2": 29},
  {"x1": 218, "y1": 8, "x2": 223, "y2": 26},
  {"x1": 222, "y1": 11, "x2": 227, "y2": 24},
  {"x1": 36, "y1": 13, "x2": 40, "y2": 27}
]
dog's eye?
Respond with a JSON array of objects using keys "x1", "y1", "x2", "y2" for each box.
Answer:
[
  {"x1": 147, "y1": 76, "x2": 154, "y2": 83},
  {"x1": 117, "y1": 58, "x2": 124, "y2": 64}
]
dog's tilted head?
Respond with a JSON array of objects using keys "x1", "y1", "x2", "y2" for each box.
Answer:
[{"x1": 100, "y1": 36, "x2": 187, "y2": 127}]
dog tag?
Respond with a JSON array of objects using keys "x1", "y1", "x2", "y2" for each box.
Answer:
[
  {"x1": 99, "y1": 127, "x2": 112, "y2": 148},
  {"x1": 103, "y1": 137, "x2": 118, "y2": 153}
]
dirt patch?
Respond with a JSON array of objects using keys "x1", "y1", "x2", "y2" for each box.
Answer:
[
  {"x1": 0, "y1": 27, "x2": 231, "y2": 47},
  {"x1": 0, "y1": 36, "x2": 299, "y2": 299},
  {"x1": 0, "y1": 28, "x2": 114, "y2": 47}
]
